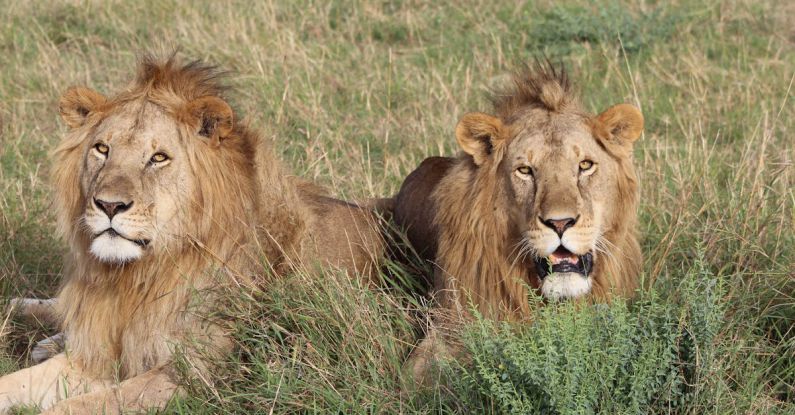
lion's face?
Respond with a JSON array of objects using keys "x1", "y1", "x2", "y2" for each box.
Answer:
[
  {"x1": 57, "y1": 86, "x2": 235, "y2": 264},
  {"x1": 456, "y1": 104, "x2": 643, "y2": 301},
  {"x1": 505, "y1": 112, "x2": 621, "y2": 300},
  {"x1": 79, "y1": 102, "x2": 194, "y2": 263}
]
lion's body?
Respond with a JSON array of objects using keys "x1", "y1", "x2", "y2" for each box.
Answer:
[
  {"x1": 299, "y1": 190, "x2": 386, "y2": 275},
  {"x1": 0, "y1": 55, "x2": 382, "y2": 413},
  {"x1": 393, "y1": 64, "x2": 644, "y2": 381}
]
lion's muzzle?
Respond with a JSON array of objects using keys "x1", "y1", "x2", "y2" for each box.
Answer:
[{"x1": 86, "y1": 197, "x2": 151, "y2": 264}]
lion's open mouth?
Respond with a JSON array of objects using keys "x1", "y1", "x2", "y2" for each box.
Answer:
[
  {"x1": 533, "y1": 247, "x2": 593, "y2": 279},
  {"x1": 99, "y1": 228, "x2": 150, "y2": 247}
]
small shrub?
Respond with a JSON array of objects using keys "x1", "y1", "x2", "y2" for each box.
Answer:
[{"x1": 445, "y1": 248, "x2": 727, "y2": 414}]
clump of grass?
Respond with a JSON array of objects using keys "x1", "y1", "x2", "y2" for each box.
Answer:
[
  {"x1": 528, "y1": 2, "x2": 686, "y2": 55},
  {"x1": 172, "y1": 266, "x2": 421, "y2": 413}
]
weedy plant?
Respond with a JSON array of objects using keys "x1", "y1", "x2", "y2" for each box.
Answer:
[{"x1": 446, "y1": 248, "x2": 726, "y2": 413}]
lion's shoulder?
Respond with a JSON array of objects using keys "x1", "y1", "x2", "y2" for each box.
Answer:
[{"x1": 393, "y1": 156, "x2": 456, "y2": 264}]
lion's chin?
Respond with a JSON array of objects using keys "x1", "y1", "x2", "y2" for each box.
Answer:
[
  {"x1": 90, "y1": 233, "x2": 144, "y2": 264},
  {"x1": 540, "y1": 272, "x2": 592, "y2": 301}
]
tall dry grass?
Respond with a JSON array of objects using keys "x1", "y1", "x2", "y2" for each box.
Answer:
[{"x1": 0, "y1": 0, "x2": 792, "y2": 413}]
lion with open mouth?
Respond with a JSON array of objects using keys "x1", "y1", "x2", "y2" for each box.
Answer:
[{"x1": 393, "y1": 62, "x2": 644, "y2": 380}]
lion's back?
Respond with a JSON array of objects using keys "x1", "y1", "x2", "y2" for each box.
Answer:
[{"x1": 297, "y1": 188, "x2": 386, "y2": 281}]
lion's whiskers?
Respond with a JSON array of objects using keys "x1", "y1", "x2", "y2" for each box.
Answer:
[
  {"x1": 594, "y1": 233, "x2": 623, "y2": 267},
  {"x1": 507, "y1": 235, "x2": 538, "y2": 276},
  {"x1": 507, "y1": 238, "x2": 528, "y2": 265}
]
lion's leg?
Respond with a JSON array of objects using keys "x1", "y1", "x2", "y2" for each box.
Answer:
[
  {"x1": 404, "y1": 325, "x2": 451, "y2": 387},
  {"x1": 7, "y1": 298, "x2": 65, "y2": 364},
  {"x1": 0, "y1": 353, "x2": 112, "y2": 412},
  {"x1": 42, "y1": 367, "x2": 179, "y2": 415},
  {"x1": 8, "y1": 298, "x2": 58, "y2": 324}
]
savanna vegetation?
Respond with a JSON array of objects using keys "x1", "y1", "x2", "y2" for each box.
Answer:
[{"x1": 0, "y1": 0, "x2": 792, "y2": 413}]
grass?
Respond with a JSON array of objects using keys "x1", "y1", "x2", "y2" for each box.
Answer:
[{"x1": 0, "y1": 0, "x2": 793, "y2": 413}]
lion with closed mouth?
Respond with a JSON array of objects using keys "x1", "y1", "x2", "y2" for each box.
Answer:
[
  {"x1": 393, "y1": 63, "x2": 644, "y2": 380},
  {"x1": 0, "y1": 54, "x2": 383, "y2": 413}
]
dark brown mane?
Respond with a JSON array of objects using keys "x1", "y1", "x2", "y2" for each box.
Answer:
[
  {"x1": 490, "y1": 61, "x2": 577, "y2": 121},
  {"x1": 132, "y1": 52, "x2": 229, "y2": 101}
]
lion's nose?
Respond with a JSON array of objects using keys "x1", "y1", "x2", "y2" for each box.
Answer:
[
  {"x1": 94, "y1": 198, "x2": 132, "y2": 219},
  {"x1": 541, "y1": 216, "x2": 578, "y2": 237}
]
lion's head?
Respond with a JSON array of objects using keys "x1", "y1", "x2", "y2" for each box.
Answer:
[
  {"x1": 434, "y1": 63, "x2": 643, "y2": 314},
  {"x1": 53, "y1": 56, "x2": 256, "y2": 268}
]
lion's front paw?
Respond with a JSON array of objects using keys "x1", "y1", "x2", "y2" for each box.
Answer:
[{"x1": 31, "y1": 333, "x2": 66, "y2": 364}]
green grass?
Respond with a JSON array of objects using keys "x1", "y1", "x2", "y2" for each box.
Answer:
[{"x1": 1, "y1": 0, "x2": 793, "y2": 413}]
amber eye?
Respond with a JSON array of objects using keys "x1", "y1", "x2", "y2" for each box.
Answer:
[
  {"x1": 94, "y1": 143, "x2": 109, "y2": 155},
  {"x1": 150, "y1": 153, "x2": 169, "y2": 163},
  {"x1": 579, "y1": 160, "x2": 594, "y2": 171},
  {"x1": 516, "y1": 166, "x2": 533, "y2": 176}
]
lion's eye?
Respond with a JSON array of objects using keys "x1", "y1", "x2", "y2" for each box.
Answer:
[
  {"x1": 150, "y1": 153, "x2": 169, "y2": 163},
  {"x1": 94, "y1": 143, "x2": 109, "y2": 155},
  {"x1": 516, "y1": 166, "x2": 533, "y2": 176},
  {"x1": 579, "y1": 160, "x2": 594, "y2": 171}
]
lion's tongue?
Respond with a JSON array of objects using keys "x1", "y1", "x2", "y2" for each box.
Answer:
[{"x1": 549, "y1": 248, "x2": 578, "y2": 265}]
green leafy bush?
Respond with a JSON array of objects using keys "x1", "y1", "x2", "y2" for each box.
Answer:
[{"x1": 445, "y1": 250, "x2": 727, "y2": 414}]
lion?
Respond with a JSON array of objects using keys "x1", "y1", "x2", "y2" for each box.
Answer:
[
  {"x1": 393, "y1": 63, "x2": 644, "y2": 380},
  {"x1": 0, "y1": 54, "x2": 383, "y2": 414}
]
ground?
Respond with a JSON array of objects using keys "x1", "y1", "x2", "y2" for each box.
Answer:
[{"x1": 0, "y1": 0, "x2": 792, "y2": 413}]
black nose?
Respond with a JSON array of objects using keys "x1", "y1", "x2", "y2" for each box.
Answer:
[
  {"x1": 94, "y1": 198, "x2": 132, "y2": 219},
  {"x1": 541, "y1": 216, "x2": 578, "y2": 236}
]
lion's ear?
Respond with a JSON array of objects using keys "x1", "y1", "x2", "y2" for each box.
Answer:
[
  {"x1": 59, "y1": 87, "x2": 107, "y2": 129},
  {"x1": 595, "y1": 104, "x2": 644, "y2": 146},
  {"x1": 185, "y1": 96, "x2": 234, "y2": 147},
  {"x1": 455, "y1": 112, "x2": 504, "y2": 165}
]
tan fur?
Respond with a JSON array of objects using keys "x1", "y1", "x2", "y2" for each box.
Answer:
[
  {"x1": 393, "y1": 63, "x2": 644, "y2": 380},
  {"x1": 0, "y1": 54, "x2": 383, "y2": 413}
]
